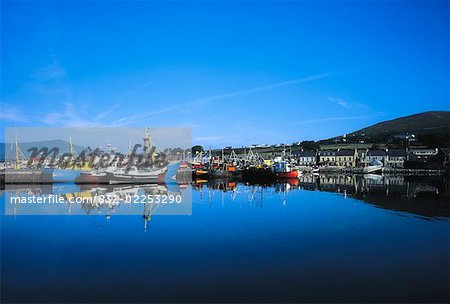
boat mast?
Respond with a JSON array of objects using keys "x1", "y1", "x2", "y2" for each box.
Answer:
[
  {"x1": 14, "y1": 136, "x2": 27, "y2": 169},
  {"x1": 69, "y1": 137, "x2": 79, "y2": 160},
  {"x1": 143, "y1": 127, "x2": 154, "y2": 164}
]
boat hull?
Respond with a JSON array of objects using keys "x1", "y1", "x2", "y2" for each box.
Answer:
[
  {"x1": 105, "y1": 170, "x2": 166, "y2": 185},
  {"x1": 209, "y1": 169, "x2": 242, "y2": 179},
  {"x1": 242, "y1": 168, "x2": 273, "y2": 181},
  {"x1": 273, "y1": 170, "x2": 299, "y2": 179},
  {"x1": 75, "y1": 172, "x2": 107, "y2": 184},
  {"x1": 363, "y1": 165, "x2": 383, "y2": 174}
]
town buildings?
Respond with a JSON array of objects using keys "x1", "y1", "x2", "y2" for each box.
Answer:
[{"x1": 289, "y1": 146, "x2": 446, "y2": 170}]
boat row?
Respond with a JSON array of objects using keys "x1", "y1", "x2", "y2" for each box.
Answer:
[
  {"x1": 176, "y1": 150, "x2": 302, "y2": 182},
  {"x1": 75, "y1": 166, "x2": 167, "y2": 184}
]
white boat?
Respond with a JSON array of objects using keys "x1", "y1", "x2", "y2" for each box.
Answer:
[
  {"x1": 106, "y1": 166, "x2": 167, "y2": 184},
  {"x1": 363, "y1": 160, "x2": 383, "y2": 174}
]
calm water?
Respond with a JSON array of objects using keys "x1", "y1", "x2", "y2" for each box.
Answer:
[{"x1": 1, "y1": 175, "x2": 449, "y2": 303}]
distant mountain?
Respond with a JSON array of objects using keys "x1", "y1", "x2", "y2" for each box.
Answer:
[
  {"x1": 320, "y1": 111, "x2": 450, "y2": 147},
  {"x1": 0, "y1": 140, "x2": 87, "y2": 161}
]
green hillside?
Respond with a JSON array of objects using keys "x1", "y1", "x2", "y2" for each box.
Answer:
[{"x1": 322, "y1": 111, "x2": 450, "y2": 147}]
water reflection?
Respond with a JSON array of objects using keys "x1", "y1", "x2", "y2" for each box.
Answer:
[
  {"x1": 2, "y1": 174, "x2": 449, "y2": 221},
  {"x1": 3, "y1": 181, "x2": 191, "y2": 219},
  {"x1": 1, "y1": 175, "x2": 449, "y2": 303},
  {"x1": 194, "y1": 174, "x2": 450, "y2": 218}
]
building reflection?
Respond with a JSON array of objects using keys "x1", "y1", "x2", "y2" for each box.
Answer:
[
  {"x1": 2, "y1": 174, "x2": 449, "y2": 223},
  {"x1": 195, "y1": 174, "x2": 449, "y2": 218}
]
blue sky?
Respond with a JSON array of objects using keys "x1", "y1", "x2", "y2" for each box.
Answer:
[{"x1": 1, "y1": 0, "x2": 448, "y2": 148}]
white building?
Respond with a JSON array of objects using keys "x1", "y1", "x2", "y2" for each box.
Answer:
[{"x1": 293, "y1": 150, "x2": 317, "y2": 166}]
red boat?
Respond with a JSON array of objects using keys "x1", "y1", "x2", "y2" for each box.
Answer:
[
  {"x1": 272, "y1": 161, "x2": 299, "y2": 179},
  {"x1": 273, "y1": 170, "x2": 299, "y2": 179}
]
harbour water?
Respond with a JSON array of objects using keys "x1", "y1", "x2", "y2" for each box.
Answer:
[{"x1": 1, "y1": 175, "x2": 449, "y2": 303}]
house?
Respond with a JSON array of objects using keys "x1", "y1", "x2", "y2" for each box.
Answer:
[
  {"x1": 386, "y1": 149, "x2": 407, "y2": 168},
  {"x1": 335, "y1": 149, "x2": 357, "y2": 167},
  {"x1": 406, "y1": 147, "x2": 439, "y2": 161},
  {"x1": 292, "y1": 150, "x2": 317, "y2": 166},
  {"x1": 405, "y1": 147, "x2": 445, "y2": 169},
  {"x1": 365, "y1": 149, "x2": 387, "y2": 166},
  {"x1": 319, "y1": 150, "x2": 336, "y2": 166}
]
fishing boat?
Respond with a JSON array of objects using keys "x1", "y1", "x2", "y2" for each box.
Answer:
[
  {"x1": 241, "y1": 166, "x2": 273, "y2": 181},
  {"x1": 75, "y1": 171, "x2": 107, "y2": 184},
  {"x1": 105, "y1": 166, "x2": 167, "y2": 185},
  {"x1": 272, "y1": 161, "x2": 299, "y2": 179},
  {"x1": 209, "y1": 164, "x2": 242, "y2": 179},
  {"x1": 190, "y1": 162, "x2": 209, "y2": 178}
]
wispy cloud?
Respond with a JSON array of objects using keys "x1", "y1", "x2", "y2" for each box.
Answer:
[
  {"x1": 42, "y1": 102, "x2": 121, "y2": 127},
  {"x1": 94, "y1": 103, "x2": 122, "y2": 121},
  {"x1": 289, "y1": 115, "x2": 380, "y2": 125},
  {"x1": 189, "y1": 71, "x2": 341, "y2": 107},
  {"x1": 328, "y1": 96, "x2": 372, "y2": 110},
  {"x1": 328, "y1": 97, "x2": 349, "y2": 108},
  {"x1": 111, "y1": 106, "x2": 178, "y2": 126},
  {"x1": 0, "y1": 103, "x2": 27, "y2": 122},
  {"x1": 114, "y1": 70, "x2": 340, "y2": 126}
]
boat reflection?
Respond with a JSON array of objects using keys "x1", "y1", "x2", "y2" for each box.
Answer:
[
  {"x1": 3, "y1": 182, "x2": 187, "y2": 222},
  {"x1": 193, "y1": 174, "x2": 449, "y2": 218},
  {"x1": 2, "y1": 174, "x2": 449, "y2": 223}
]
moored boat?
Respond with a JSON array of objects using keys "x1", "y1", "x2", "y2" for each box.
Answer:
[
  {"x1": 272, "y1": 161, "x2": 299, "y2": 179},
  {"x1": 209, "y1": 164, "x2": 242, "y2": 179},
  {"x1": 273, "y1": 170, "x2": 299, "y2": 179},
  {"x1": 242, "y1": 166, "x2": 273, "y2": 181},
  {"x1": 363, "y1": 160, "x2": 383, "y2": 174},
  {"x1": 75, "y1": 171, "x2": 107, "y2": 184},
  {"x1": 105, "y1": 166, "x2": 167, "y2": 184}
]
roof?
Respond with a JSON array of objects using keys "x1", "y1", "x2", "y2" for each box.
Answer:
[
  {"x1": 367, "y1": 149, "x2": 386, "y2": 157},
  {"x1": 336, "y1": 150, "x2": 355, "y2": 156},
  {"x1": 293, "y1": 150, "x2": 316, "y2": 157},
  {"x1": 387, "y1": 149, "x2": 406, "y2": 157},
  {"x1": 320, "y1": 150, "x2": 336, "y2": 156}
]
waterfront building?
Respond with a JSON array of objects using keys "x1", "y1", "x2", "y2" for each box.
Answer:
[
  {"x1": 319, "y1": 150, "x2": 336, "y2": 166},
  {"x1": 405, "y1": 147, "x2": 444, "y2": 169},
  {"x1": 406, "y1": 147, "x2": 439, "y2": 161},
  {"x1": 292, "y1": 150, "x2": 317, "y2": 166},
  {"x1": 335, "y1": 149, "x2": 357, "y2": 167}
]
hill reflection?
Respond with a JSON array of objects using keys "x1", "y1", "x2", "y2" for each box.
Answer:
[
  {"x1": 194, "y1": 174, "x2": 450, "y2": 218},
  {"x1": 2, "y1": 174, "x2": 449, "y2": 219}
]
